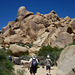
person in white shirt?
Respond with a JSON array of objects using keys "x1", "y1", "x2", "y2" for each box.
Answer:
[{"x1": 28, "y1": 54, "x2": 38, "y2": 75}]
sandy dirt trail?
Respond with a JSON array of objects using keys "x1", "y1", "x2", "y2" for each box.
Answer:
[{"x1": 14, "y1": 65, "x2": 57, "y2": 75}]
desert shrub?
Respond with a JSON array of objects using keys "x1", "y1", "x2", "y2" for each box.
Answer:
[
  {"x1": 68, "y1": 42, "x2": 75, "y2": 45},
  {"x1": 17, "y1": 69, "x2": 26, "y2": 75},
  {"x1": 15, "y1": 51, "x2": 29, "y2": 57},
  {"x1": 38, "y1": 42, "x2": 75, "y2": 64},
  {"x1": 5, "y1": 49, "x2": 12, "y2": 55},
  {"x1": 17, "y1": 41, "x2": 33, "y2": 48},
  {"x1": 17, "y1": 42, "x2": 25, "y2": 47},
  {"x1": 17, "y1": 41, "x2": 25, "y2": 47},
  {"x1": 0, "y1": 49, "x2": 14, "y2": 75},
  {"x1": 26, "y1": 43, "x2": 33, "y2": 48},
  {"x1": 65, "y1": 42, "x2": 75, "y2": 48},
  {"x1": 38, "y1": 45, "x2": 63, "y2": 62},
  {"x1": 20, "y1": 43, "x2": 25, "y2": 47}
]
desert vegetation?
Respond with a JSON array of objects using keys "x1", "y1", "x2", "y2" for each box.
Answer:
[
  {"x1": 38, "y1": 45, "x2": 63, "y2": 63},
  {"x1": 0, "y1": 49, "x2": 14, "y2": 75}
]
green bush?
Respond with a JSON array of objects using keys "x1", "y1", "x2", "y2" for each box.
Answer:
[
  {"x1": 38, "y1": 42, "x2": 75, "y2": 63},
  {"x1": 17, "y1": 41, "x2": 33, "y2": 48},
  {"x1": 0, "y1": 49, "x2": 14, "y2": 75},
  {"x1": 14, "y1": 51, "x2": 29, "y2": 57},
  {"x1": 18, "y1": 51, "x2": 29, "y2": 56},
  {"x1": 26, "y1": 43, "x2": 33, "y2": 48},
  {"x1": 68, "y1": 42, "x2": 75, "y2": 45},
  {"x1": 5, "y1": 49, "x2": 12, "y2": 55},
  {"x1": 38, "y1": 45, "x2": 63, "y2": 62},
  {"x1": 64, "y1": 42, "x2": 75, "y2": 48},
  {"x1": 17, "y1": 69, "x2": 26, "y2": 75},
  {"x1": 17, "y1": 41, "x2": 25, "y2": 47}
]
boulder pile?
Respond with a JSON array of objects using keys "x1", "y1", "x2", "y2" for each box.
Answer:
[{"x1": 0, "y1": 6, "x2": 75, "y2": 55}]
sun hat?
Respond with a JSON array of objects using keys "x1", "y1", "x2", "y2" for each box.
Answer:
[
  {"x1": 32, "y1": 54, "x2": 36, "y2": 58},
  {"x1": 47, "y1": 55, "x2": 50, "y2": 58}
]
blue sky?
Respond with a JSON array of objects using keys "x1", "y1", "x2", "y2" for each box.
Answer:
[{"x1": 0, "y1": 0, "x2": 75, "y2": 30}]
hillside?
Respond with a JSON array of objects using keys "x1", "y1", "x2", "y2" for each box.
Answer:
[{"x1": 0, "y1": 6, "x2": 75, "y2": 55}]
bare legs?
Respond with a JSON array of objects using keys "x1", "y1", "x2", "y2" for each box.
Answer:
[
  {"x1": 46, "y1": 70, "x2": 50, "y2": 75},
  {"x1": 49, "y1": 70, "x2": 50, "y2": 73},
  {"x1": 30, "y1": 73, "x2": 35, "y2": 75},
  {"x1": 30, "y1": 73, "x2": 32, "y2": 75},
  {"x1": 33, "y1": 73, "x2": 35, "y2": 75}
]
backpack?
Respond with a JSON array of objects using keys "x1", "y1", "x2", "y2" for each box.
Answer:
[
  {"x1": 46, "y1": 59, "x2": 51, "y2": 66},
  {"x1": 31, "y1": 58, "x2": 37, "y2": 67}
]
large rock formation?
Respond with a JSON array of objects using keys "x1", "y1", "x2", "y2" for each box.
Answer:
[
  {"x1": 56, "y1": 45, "x2": 75, "y2": 75},
  {"x1": 0, "y1": 37, "x2": 4, "y2": 44},
  {"x1": 0, "y1": 6, "x2": 75, "y2": 55},
  {"x1": 17, "y1": 6, "x2": 28, "y2": 17},
  {"x1": 9, "y1": 44, "x2": 28, "y2": 54},
  {"x1": 52, "y1": 32, "x2": 73, "y2": 48}
]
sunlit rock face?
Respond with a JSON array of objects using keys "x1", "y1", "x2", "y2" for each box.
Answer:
[
  {"x1": 0, "y1": 6, "x2": 75, "y2": 55},
  {"x1": 17, "y1": 6, "x2": 28, "y2": 17},
  {"x1": 56, "y1": 45, "x2": 75, "y2": 75}
]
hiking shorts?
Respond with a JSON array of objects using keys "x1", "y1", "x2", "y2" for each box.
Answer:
[
  {"x1": 30, "y1": 67, "x2": 37, "y2": 74},
  {"x1": 46, "y1": 66, "x2": 51, "y2": 70}
]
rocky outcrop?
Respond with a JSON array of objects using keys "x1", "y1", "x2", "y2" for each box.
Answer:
[
  {"x1": 17, "y1": 6, "x2": 28, "y2": 17},
  {"x1": 1, "y1": 21, "x2": 13, "y2": 34},
  {"x1": 9, "y1": 44, "x2": 28, "y2": 54},
  {"x1": 33, "y1": 32, "x2": 50, "y2": 46},
  {"x1": 1, "y1": 6, "x2": 75, "y2": 54},
  {"x1": 52, "y1": 32, "x2": 73, "y2": 48},
  {"x1": 16, "y1": 6, "x2": 34, "y2": 21},
  {"x1": 44, "y1": 10, "x2": 60, "y2": 21},
  {"x1": 29, "y1": 46, "x2": 41, "y2": 53},
  {"x1": 0, "y1": 37, "x2": 4, "y2": 44},
  {"x1": 56, "y1": 45, "x2": 75, "y2": 75},
  {"x1": 69, "y1": 19, "x2": 75, "y2": 33},
  {"x1": 4, "y1": 34, "x2": 23, "y2": 44}
]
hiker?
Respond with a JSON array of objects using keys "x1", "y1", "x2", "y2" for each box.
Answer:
[
  {"x1": 8, "y1": 55, "x2": 12, "y2": 62},
  {"x1": 45, "y1": 55, "x2": 52, "y2": 75},
  {"x1": 28, "y1": 54, "x2": 38, "y2": 75}
]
